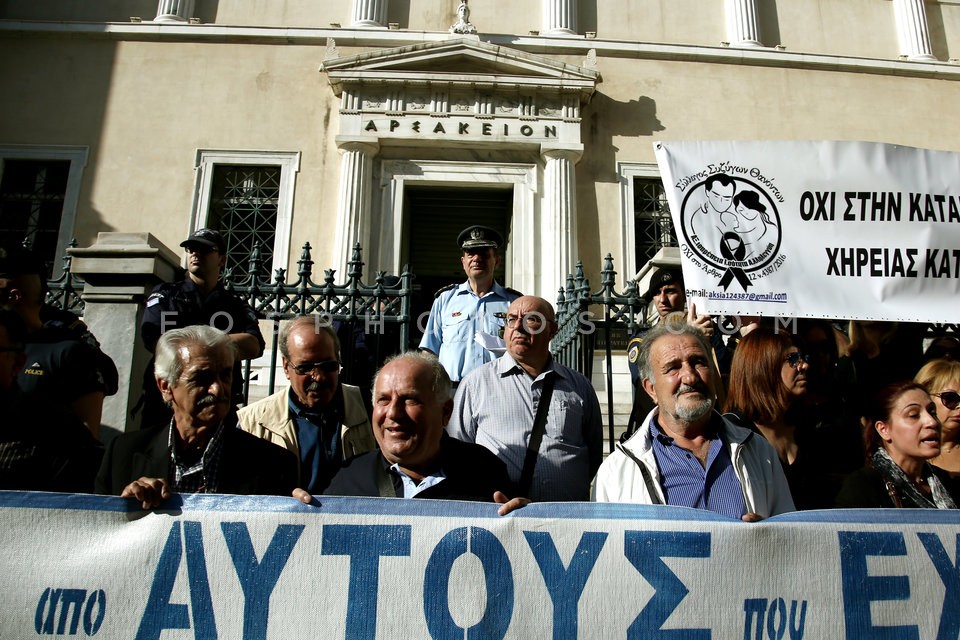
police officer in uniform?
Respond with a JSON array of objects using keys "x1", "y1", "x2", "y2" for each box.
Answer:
[
  {"x1": 418, "y1": 225, "x2": 520, "y2": 386},
  {"x1": 0, "y1": 247, "x2": 117, "y2": 440},
  {"x1": 139, "y1": 228, "x2": 264, "y2": 428}
]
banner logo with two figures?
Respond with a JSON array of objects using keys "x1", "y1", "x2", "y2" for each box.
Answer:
[{"x1": 679, "y1": 171, "x2": 783, "y2": 291}]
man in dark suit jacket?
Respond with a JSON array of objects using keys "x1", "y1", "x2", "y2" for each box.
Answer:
[
  {"x1": 96, "y1": 325, "x2": 296, "y2": 507},
  {"x1": 293, "y1": 351, "x2": 528, "y2": 514}
]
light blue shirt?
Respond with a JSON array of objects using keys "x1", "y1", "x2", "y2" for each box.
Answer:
[
  {"x1": 447, "y1": 353, "x2": 604, "y2": 501},
  {"x1": 418, "y1": 280, "x2": 519, "y2": 382},
  {"x1": 389, "y1": 464, "x2": 447, "y2": 498}
]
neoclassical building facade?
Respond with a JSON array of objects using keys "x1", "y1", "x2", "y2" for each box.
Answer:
[
  {"x1": 2, "y1": 0, "x2": 960, "y2": 297},
  {"x1": 4, "y1": 0, "x2": 960, "y2": 433}
]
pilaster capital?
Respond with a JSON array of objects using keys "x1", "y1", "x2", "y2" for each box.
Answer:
[
  {"x1": 335, "y1": 136, "x2": 381, "y2": 155},
  {"x1": 541, "y1": 143, "x2": 583, "y2": 163}
]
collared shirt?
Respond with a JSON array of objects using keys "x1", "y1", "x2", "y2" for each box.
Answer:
[
  {"x1": 168, "y1": 420, "x2": 226, "y2": 494},
  {"x1": 287, "y1": 388, "x2": 343, "y2": 493},
  {"x1": 389, "y1": 464, "x2": 447, "y2": 498},
  {"x1": 447, "y1": 353, "x2": 604, "y2": 501},
  {"x1": 649, "y1": 418, "x2": 746, "y2": 518},
  {"x1": 418, "y1": 280, "x2": 519, "y2": 382}
]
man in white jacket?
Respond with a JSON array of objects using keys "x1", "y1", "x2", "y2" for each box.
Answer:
[{"x1": 593, "y1": 315, "x2": 794, "y2": 520}]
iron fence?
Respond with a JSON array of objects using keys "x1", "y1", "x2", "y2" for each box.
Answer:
[
  {"x1": 43, "y1": 240, "x2": 85, "y2": 316},
  {"x1": 553, "y1": 255, "x2": 650, "y2": 451},
  {"x1": 44, "y1": 240, "x2": 959, "y2": 451},
  {"x1": 222, "y1": 242, "x2": 414, "y2": 398}
]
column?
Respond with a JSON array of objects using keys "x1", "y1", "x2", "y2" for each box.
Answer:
[
  {"x1": 893, "y1": 0, "x2": 936, "y2": 61},
  {"x1": 724, "y1": 0, "x2": 762, "y2": 47},
  {"x1": 154, "y1": 0, "x2": 195, "y2": 22},
  {"x1": 351, "y1": 0, "x2": 388, "y2": 28},
  {"x1": 542, "y1": 0, "x2": 578, "y2": 36},
  {"x1": 68, "y1": 233, "x2": 181, "y2": 439},
  {"x1": 541, "y1": 146, "x2": 582, "y2": 300},
  {"x1": 333, "y1": 137, "x2": 380, "y2": 277}
]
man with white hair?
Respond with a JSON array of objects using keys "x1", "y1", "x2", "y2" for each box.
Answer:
[
  {"x1": 593, "y1": 315, "x2": 794, "y2": 520},
  {"x1": 96, "y1": 325, "x2": 296, "y2": 508},
  {"x1": 298, "y1": 351, "x2": 526, "y2": 513}
]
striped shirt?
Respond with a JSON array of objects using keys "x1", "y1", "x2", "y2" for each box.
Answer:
[
  {"x1": 649, "y1": 417, "x2": 746, "y2": 518},
  {"x1": 447, "y1": 353, "x2": 603, "y2": 501}
]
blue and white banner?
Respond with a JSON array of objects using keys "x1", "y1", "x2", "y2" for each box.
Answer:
[
  {"x1": 653, "y1": 140, "x2": 960, "y2": 322},
  {"x1": 2, "y1": 491, "x2": 958, "y2": 639}
]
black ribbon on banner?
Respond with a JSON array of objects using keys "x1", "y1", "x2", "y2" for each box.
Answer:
[{"x1": 717, "y1": 231, "x2": 752, "y2": 291}]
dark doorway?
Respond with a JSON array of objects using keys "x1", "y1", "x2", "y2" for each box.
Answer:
[{"x1": 403, "y1": 185, "x2": 514, "y2": 349}]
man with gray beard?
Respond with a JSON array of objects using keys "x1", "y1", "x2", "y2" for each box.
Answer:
[{"x1": 592, "y1": 314, "x2": 793, "y2": 519}]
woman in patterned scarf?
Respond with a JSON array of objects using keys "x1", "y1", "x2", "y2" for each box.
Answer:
[{"x1": 836, "y1": 381, "x2": 957, "y2": 509}]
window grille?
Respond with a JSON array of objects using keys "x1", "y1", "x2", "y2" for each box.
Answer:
[
  {"x1": 208, "y1": 165, "x2": 280, "y2": 279},
  {"x1": 0, "y1": 159, "x2": 70, "y2": 274},
  {"x1": 633, "y1": 176, "x2": 675, "y2": 267}
]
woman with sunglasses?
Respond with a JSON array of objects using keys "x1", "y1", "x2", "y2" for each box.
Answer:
[
  {"x1": 836, "y1": 381, "x2": 957, "y2": 509},
  {"x1": 724, "y1": 327, "x2": 836, "y2": 509},
  {"x1": 914, "y1": 359, "x2": 960, "y2": 484}
]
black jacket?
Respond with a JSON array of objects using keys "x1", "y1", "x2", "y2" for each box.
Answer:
[
  {"x1": 95, "y1": 423, "x2": 297, "y2": 497},
  {"x1": 325, "y1": 435, "x2": 515, "y2": 501}
]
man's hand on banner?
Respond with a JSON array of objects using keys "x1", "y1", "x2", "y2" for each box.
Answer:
[
  {"x1": 742, "y1": 512, "x2": 764, "y2": 522},
  {"x1": 494, "y1": 491, "x2": 531, "y2": 515},
  {"x1": 121, "y1": 477, "x2": 172, "y2": 509},
  {"x1": 687, "y1": 303, "x2": 715, "y2": 338},
  {"x1": 292, "y1": 488, "x2": 316, "y2": 505}
]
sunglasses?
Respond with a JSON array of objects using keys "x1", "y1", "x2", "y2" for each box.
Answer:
[
  {"x1": 784, "y1": 352, "x2": 810, "y2": 368},
  {"x1": 933, "y1": 391, "x2": 960, "y2": 410},
  {"x1": 290, "y1": 360, "x2": 340, "y2": 376}
]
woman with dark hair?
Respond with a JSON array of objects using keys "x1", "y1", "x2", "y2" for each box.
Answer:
[
  {"x1": 835, "y1": 381, "x2": 957, "y2": 509},
  {"x1": 724, "y1": 327, "x2": 837, "y2": 509}
]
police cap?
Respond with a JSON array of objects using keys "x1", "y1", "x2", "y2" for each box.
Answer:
[
  {"x1": 457, "y1": 225, "x2": 502, "y2": 251},
  {"x1": 180, "y1": 228, "x2": 226, "y2": 253},
  {"x1": 644, "y1": 266, "x2": 683, "y2": 299}
]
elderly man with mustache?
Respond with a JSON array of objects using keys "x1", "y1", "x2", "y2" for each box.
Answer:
[
  {"x1": 238, "y1": 316, "x2": 375, "y2": 493},
  {"x1": 95, "y1": 325, "x2": 297, "y2": 508},
  {"x1": 593, "y1": 313, "x2": 794, "y2": 520}
]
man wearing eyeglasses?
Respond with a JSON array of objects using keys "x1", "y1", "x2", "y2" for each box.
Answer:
[
  {"x1": 447, "y1": 296, "x2": 603, "y2": 502},
  {"x1": 418, "y1": 225, "x2": 520, "y2": 387},
  {"x1": 139, "y1": 228, "x2": 265, "y2": 429},
  {"x1": 238, "y1": 316, "x2": 374, "y2": 493}
]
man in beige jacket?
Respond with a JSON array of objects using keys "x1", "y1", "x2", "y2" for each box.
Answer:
[{"x1": 238, "y1": 316, "x2": 374, "y2": 492}]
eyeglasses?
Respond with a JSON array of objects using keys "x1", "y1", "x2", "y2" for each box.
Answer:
[
  {"x1": 505, "y1": 314, "x2": 549, "y2": 331},
  {"x1": 290, "y1": 360, "x2": 340, "y2": 376},
  {"x1": 933, "y1": 391, "x2": 960, "y2": 410},
  {"x1": 784, "y1": 352, "x2": 810, "y2": 368}
]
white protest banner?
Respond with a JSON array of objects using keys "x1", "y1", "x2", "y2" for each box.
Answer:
[
  {"x1": 2, "y1": 491, "x2": 959, "y2": 639},
  {"x1": 653, "y1": 141, "x2": 960, "y2": 322}
]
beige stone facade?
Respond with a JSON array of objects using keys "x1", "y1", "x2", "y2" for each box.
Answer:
[{"x1": 3, "y1": 0, "x2": 960, "y2": 290}]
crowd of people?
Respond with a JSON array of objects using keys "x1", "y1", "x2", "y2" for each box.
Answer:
[{"x1": 1, "y1": 227, "x2": 958, "y2": 519}]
